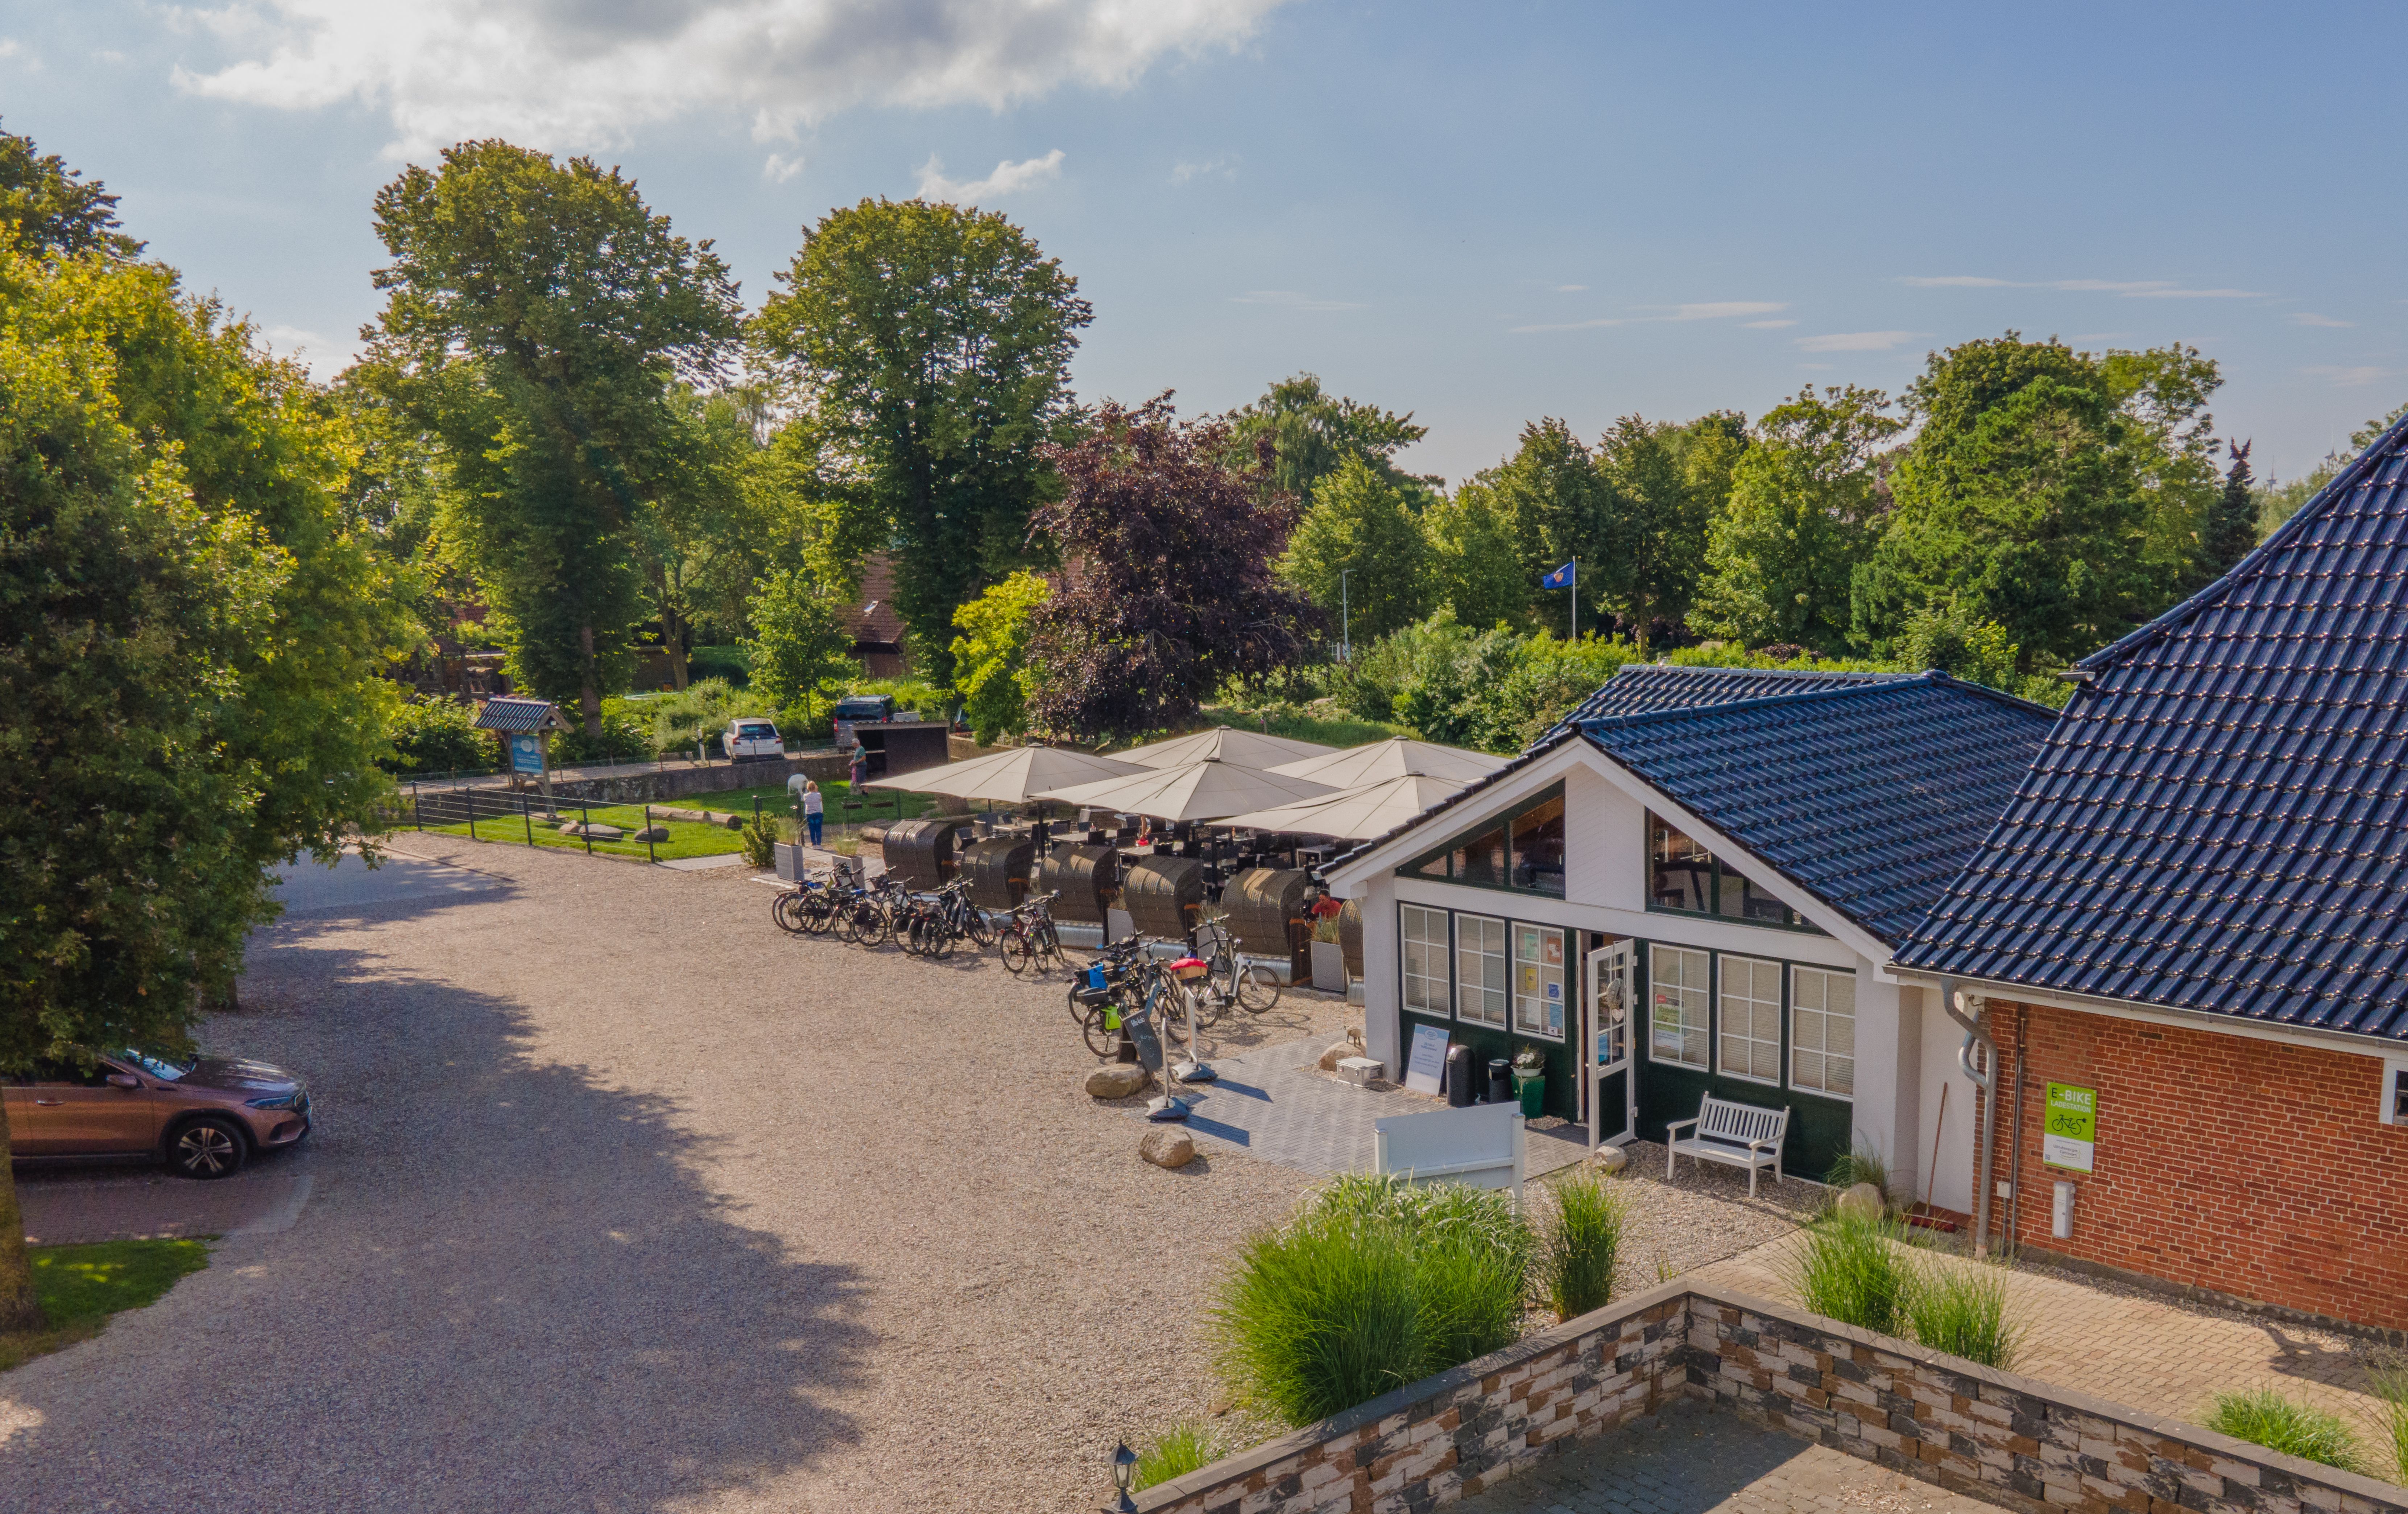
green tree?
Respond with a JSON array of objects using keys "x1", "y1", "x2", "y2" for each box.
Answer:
[
  {"x1": 1225, "y1": 373, "x2": 1436, "y2": 506},
  {"x1": 1693, "y1": 387, "x2": 1901, "y2": 652},
  {"x1": 1, "y1": 247, "x2": 404, "y2": 1326},
  {"x1": 0, "y1": 123, "x2": 143, "y2": 259},
  {"x1": 1596, "y1": 415, "x2": 1708, "y2": 640},
  {"x1": 950, "y1": 570, "x2": 1050, "y2": 744},
  {"x1": 2102, "y1": 344, "x2": 2225, "y2": 590},
  {"x1": 754, "y1": 198, "x2": 1091, "y2": 682},
  {"x1": 2200, "y1": 440, "x2": 2258, "y2": 578},
  {"x1": 1277, "y1": 454, "x2": 1432, "y2": 645},
  {"x1": 362, "y1": 140, "x2": 740, "y2": 733},
  {"x1": 1480, "y1": 419, "x2": 1606, "y2": 638},
  {"x1": 1423, "y1": 479, "x2": 1529, "y2": 630},
  {"x1": 2255, "y1": 401, "x2": 2408, "y2": 536},
  {"x1": 742, "y1": 565, "x2": 855, "y2": 726}
]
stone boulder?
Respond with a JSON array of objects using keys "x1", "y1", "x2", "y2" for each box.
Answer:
[
  {"x1": 1315, "y1": 1041, "x2": 1357, "y2": 1073},
  {"x1": 1591, "y1": 1144, "x2": 1630, "y2": 1175},
  {"x1": 1139, "y1": 1128, "x2": 1196, "y2": 1168},
  {"x1": 1837, "y1": 1182, "x2": 1886, "y2": 1219},
  {"x1": 558, "y1": 822, "x2": 624, "y2": 840},
  {"x1": 1085, "y1": 1063, "x2": 1150, "y2": 1099},
  {"x1": 632, "y1": 826, "x2": 670, "y2": 842}
]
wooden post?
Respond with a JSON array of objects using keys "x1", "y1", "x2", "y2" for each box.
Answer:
[
  {"x1": 645, "y1": 805, "x2": 657, "y2": 865},
  {"x1": 522, "y1": 789, "x2": 533, "y2": 846}
]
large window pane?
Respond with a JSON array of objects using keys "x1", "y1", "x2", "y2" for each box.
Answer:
[
  {"x1": 1511, "y1": 923, "x2": 1567, "y2": 1040},
  {"x1": 1791, "y1": 966, "x2": 1856, "y2": 1098},
  {"x1": 1510, "y1": 795, "x2": 1567, "y2": 898},
  {"x1": 1647, "y1": 813, "x2": 1713, "y2": 914},
  {"x1": 1453, "y1": 826, "x2": 1508, "y2": 888},
  {"x1": 1718, "y1": 954, "x2": 1783, "y2": 1085},
  {"x1": 1456, "y1": 913, "x2": 1508, "y2": 1027},
  {"x1": 1401, "y1": 904, "x2": 1449, "y2": 1015},
  {"x1": 1720, "y1": 867, "x2": 1797, "y2": 927},
  {"x1": 1648, "y1": 945, "x2": 1710, "y2": 1069}
]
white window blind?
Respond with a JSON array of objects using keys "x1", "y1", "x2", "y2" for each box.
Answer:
[
  {"x1": 1719, "y1": 954, "x2": 1783, "y2": 1085},
  {"x1": 1791, "y1": 965, "x2": 1856, "y2": 1098},
  {"x1": 1401, "y1": 905, "x2": 1449, "y2": 1015},
  {"x1": 1649, "y1": 945, "x2": 1710, "y2": 1070},
  {"x1": 1456, "y1": 913, "x2": 1508, "y2": 1028}
]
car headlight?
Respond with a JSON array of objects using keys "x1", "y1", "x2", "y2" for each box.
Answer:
[{"x1": 246, "y1": 1092, "x2": 301, "y2": 1110}]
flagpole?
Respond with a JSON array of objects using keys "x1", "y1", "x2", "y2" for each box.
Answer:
[{"x1": 1571, "y1": 557, "x2": 1578, "y2": 643}]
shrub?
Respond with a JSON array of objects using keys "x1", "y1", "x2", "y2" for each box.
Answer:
[
  {"x1": 1787, "y1": 1210, "x2": 1917, "y2": 1338},
  {"x1": 1536, "y1": 1175, "x2": 1626, "y2": 1323},
  {"x1": 2205, "y1": 1391, "x2": 2365, "y2": 1474},
  {"x1": 1905, "y1": 1263, "x2": 2021, "y2": 1369},
  {"x1": 2363, "y1": 1360, "x2": 2407, "y2": 1486},
  {"x1": 1825, "y1": 1145, "x2": 1894, "y2": 1202},
  {"x1": 382, "y1": 696, "x2": 491, "y2": 775},
  {"x1": 1213, "y1": 1176, "x2": 1532, "y2": 1427},
  {"x1": 551, "y1": 704, "x2": 655, "y2": 766},
  {"x1": 1131, "y1": 1420, "x2": 1220, "y2": 1492},
  {"x1": 738, "y1": 813, "x2": 779, "y2": 869},
  {"x1": 686, "y1": 644, "x2": 750, "y2": 685}
]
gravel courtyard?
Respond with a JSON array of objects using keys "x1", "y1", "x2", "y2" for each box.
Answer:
[{"x1": 0, "y1": 835, "x2": 1810, "y2": 1512}]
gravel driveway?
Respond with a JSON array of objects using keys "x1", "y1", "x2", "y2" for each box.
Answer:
[{"x1": 1, "y1": 837, "x2": 1806, "y2": 1512}]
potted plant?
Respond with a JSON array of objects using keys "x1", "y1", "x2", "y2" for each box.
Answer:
[{"x1": 1512, "y1": 1048, "x2": 1547, "y2": 1118}]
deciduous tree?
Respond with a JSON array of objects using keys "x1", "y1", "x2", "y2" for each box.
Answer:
[
  {"x1": 0, "y1": 122, "x2": 143, "y2": 259},
  {"x1": 1596, "y1": 414, "x2": 1708, "y2": 640},
  {"x1": 1480, "y1": 419, "x2": 1606, "y2": 638},
  {"x1": 1423, "y1": 479, "x2": 1529, "y2": 630},
  {"x1": 1276, "y1": 454, "x2": 1432, "y2": 644},
  {"x1": 1224, "y1": 373, "x2": 1436, "y2": 506},
  {"x1": 950, "y1": 570, "x2": 1049, "y2": 744},
  {"x1": 742, "y1": 564, "x2": 856, "y2": 726}
]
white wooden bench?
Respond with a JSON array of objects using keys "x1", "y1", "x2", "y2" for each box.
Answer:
[{"x1": 1664, "y1": 1094, "x2": 1790, "y2": 1197}]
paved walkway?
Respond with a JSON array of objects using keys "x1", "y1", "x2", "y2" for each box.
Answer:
[
  {"x1": 1461, "y1": 1397, "x2": 1989, "y2": 1514},
  {"x1": 20, "y1": 1173, "x2": 315, "y2": 1245},
  {"x1": 1136, "y1": 1038, "x2": 1592, "y2": 1179},
  {"x1": 1697, "y1": 1234, "x2": 2395, "y2": 1441}
]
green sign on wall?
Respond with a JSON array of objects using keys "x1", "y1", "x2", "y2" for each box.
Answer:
[{"x1": 2043, "y1": 1082, "x2": 2096, "y2": 1172}]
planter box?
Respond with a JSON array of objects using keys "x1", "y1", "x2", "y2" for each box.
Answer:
[
  {"x1": 1310, "y1": 939, "x2": 1348, "y2": 993},
  {"x1": 773, "y1": 842, "x2": 800, "y2": 881}
]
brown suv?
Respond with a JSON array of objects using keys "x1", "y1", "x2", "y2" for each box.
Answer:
[{"x1": 4, "y1": 1049, "x2": 313, "y2": 1179}]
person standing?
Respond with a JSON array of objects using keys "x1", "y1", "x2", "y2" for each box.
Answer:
[
  {"x1": 799, "y1": 780, "x2": 824, "y2": 846},
  {"x1": 848, "y1": 742, "x2": 868, "y2": 793}
]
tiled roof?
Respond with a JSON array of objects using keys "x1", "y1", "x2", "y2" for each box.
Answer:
[
  {"x1": 1530, "y1": 664, "x2": 1916, "y2": 751},
  {"x1": 471, "y1": 696, "x2": 563, "y2": 733},
  {"x1": 1579, "y1": 675, "x2": 2058, "y2": 944},
  {"x1": 1896, "y1": 413, "x2": 2408, "y2": 1044},
  {"x1": 851, "y1": 552, "x2": 906, "y2": 648}
]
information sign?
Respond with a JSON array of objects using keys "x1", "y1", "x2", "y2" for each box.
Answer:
[
  {"x1": 1404, "y1": 1023, "x2": 1451, "y2": 1096},
  {"x1": 2042, "y1": 1082, "x2": 2097, "y2": 1172},
  {"x1": 508, "y1": 732, "x2": 546, "y2": 776}
]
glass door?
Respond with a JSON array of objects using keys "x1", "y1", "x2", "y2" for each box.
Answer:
[{"x1": 1586, "y1": 940, "x2": 1636, "y2": 1147}]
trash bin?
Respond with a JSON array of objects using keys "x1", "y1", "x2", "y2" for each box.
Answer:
[
  {"x1": 1445, "y1": 1044, "x2": 1478, "y2": 1107},
  {"x1": 1515, "y1": 1070, "x2": 1546, "y2": 1118},
  {"x1": 1486, "y1": 1058, "x2": 1514, "y2": 1105}
]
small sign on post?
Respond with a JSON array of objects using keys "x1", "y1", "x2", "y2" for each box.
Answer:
[
  {"x1": 2042, "y1": 1082, "x2": 2096, "y2": 1172},
  {"x1": 1403, "y1": 1023, "x2": 1451, "y2": 1096}
]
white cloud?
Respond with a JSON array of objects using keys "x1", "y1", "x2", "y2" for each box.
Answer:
[
  {"x1": 1232, "y1": 290, "x2": 1365, "y2": 312},
  {"x1": 2303, "y1": 365, "x2": 2395, "y2": 387},
  {"x1": 763, "y1": 152, "x2": 806, "y2": 183},
  {"x1": 1170, "y1": 154, "x2": 1237, "y2": 183},
  {"x1": 915, "y1": 148, "x2": 1063, "y2": 203},
  {"x1": 2292, "y1": 312, "x2": 2352, "y2": 328},
  {"x1": 1551, "y1": 283, "x2": 1587, "y2": 293},
  {"x1": 1669, "y1": 301, "x2": 1784, "y2": 321},
  {"x1": 171, "y1": 0, "x2": 1286, "y2": 158},
  {"x1": 1904, "y1": 275, "x2": 2267, "y2": 299},
  {"x1": 1742, "y1": 318, "x2": 1796, "y2": 329},
  {"x1": 1796, "y1": 330, "x2": 1924, "y2": 352},
  {"x1": 1511, "y1": 300, "x2": 1782, "y2": 335}
]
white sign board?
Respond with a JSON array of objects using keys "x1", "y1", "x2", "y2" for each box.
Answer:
[
  {"x1": 1403, "y1": 1024, "x2": 1450, "y2": 1096},
  {"x1": 1374, "y1": 1102, "x2": 1526, "y2": 1201}
]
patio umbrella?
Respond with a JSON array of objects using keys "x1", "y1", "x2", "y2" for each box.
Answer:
[
  {"x1": 1109, "y1": 725, "x2": 1337, "y2": 770},
  {"x1": 1214, "y1": 772, "x2": 1474, "y2": 841},
  {"x1": 1034, "y1": 757, "x2": 1338, "y2": 822},
  {"x1": 858, "y1": 743, "x2": 1141, "y2": 803},
  {"x1": 1267, "y1": 736, "x2": 1509, "y2": 787}
]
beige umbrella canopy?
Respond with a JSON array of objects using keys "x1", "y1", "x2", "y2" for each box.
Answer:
[
  {"x1": 858, "y1": 744, "x2": 1141, "y2": 803},
  {"x1": 1110, "y1": 725, "x2": 1337, "y2": 771},
  {"x1": 1216, "y1": 773, "x2": 1474, "y2": 841},
  {"x1": 1267, "y1": 736, "x2": 1508, "y2": 787},
  {"x1": 1035, "y1": 757, "x2": 1337, "y2": 823}
]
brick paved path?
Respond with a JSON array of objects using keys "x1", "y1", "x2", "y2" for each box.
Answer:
[
  {"x1": 1696, "y1": 1236, "x2": 2392, "y2": 1438},
  {"x1": 1460, "y1": 1397, "x2": 1990, "y2": 1514}
]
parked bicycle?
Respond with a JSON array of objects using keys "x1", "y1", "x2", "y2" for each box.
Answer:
[
  {"x1": 996, "y1": 892, "x2": 1069, "y2": 976},
  {"x1": 1193, "y1": 918, "x2": 1282, "y2": 1015}
]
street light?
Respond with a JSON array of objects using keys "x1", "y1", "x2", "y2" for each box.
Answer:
[
  {"x1": 1108, "y1": 1441, "x2": 1139, "y2": 1512},
  {"x1": 1339, "y1": 568, "x2": 1352, "y2": 662}
]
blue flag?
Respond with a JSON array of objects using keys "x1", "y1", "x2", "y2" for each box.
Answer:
[{"x1": 1542, "y1": 561, "x2": 1575, "y2": 590}]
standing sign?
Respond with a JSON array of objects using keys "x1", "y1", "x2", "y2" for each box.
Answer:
[
  {"x1": 2042, "y1": 1082, "x2": 2097, "y2": 1172},
  {"x1": 1403, "y1": 1023, "x2": 1451, "y2": 1096},
  {"x1": 508, "y1": 733, "x2": 546, "y2": 775}
]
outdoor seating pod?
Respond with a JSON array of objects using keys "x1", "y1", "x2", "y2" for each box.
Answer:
[
  {"x1": 1121, "y1": 855, "x2": 1209, "y2": 942},
  {"x1": 1338, "y1": 896, "x2": 1364, "y2": 979},
  {"x1": 881, "y1": 817, "x2": 972, "y2": 891},
  {"x1": 1035, "y1": 842, "x2": 1121, "y2": 924},
  {"x1": 1220, "y1": 867, "x2": 1311, "y2": 959},
  {"x1": 960, "y1": 835, "x2": 1036, "y2": 911}
]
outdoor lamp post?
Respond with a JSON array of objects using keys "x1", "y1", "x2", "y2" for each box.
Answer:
[
  {"x1": 1109, "y1": 1441, "x2": 1139, "y2": 1512},
  {"x1": 1339, "y1": 567, "x2": 1352, "y2": 661}
]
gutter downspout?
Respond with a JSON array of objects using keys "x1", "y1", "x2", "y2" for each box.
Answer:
[{"x1": 1938, "y1": 978, "x2": 1999, "y2": 1259}]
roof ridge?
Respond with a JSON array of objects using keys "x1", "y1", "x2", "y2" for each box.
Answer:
[
  {"x1": 1621, "y1": 663, "x2": 1911, "y2": 681},
  {"x1": 2074, "y1": 407, "x2": 2408, "y2": 675},
  {"x1": 1577, "y1": 671, "x2": 1948, "y2": 731}
]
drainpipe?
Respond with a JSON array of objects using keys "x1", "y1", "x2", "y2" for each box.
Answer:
[{"x1": 1939, "y1": 979, "x2": 1999, "y2": 1259}]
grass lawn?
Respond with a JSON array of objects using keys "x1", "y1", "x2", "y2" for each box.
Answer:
[
  {"x1": 2, "y1": 1238, "x2": 211, "y2": 1372},
  {"x1": 679, "y1": 780, "x2": 940, "y2": 829},
  {"x1": 426, "y1": 803, "x2": 749, "y2": 860}
]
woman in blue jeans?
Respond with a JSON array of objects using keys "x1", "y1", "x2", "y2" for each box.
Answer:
[{"x1": 800, "y1": 780, "x2": 824, "y2": 845}]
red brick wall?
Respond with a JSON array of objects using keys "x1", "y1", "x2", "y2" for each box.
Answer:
[{"x1": 1979, "y1": 1001, "x2": 2408, "y2": 1332}]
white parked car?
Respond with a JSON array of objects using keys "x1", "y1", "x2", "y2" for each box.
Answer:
[{"x1": 723, "y1": 717, "x2": 785, "y2": 760}]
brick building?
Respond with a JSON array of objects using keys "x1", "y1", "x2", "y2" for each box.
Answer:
[{"x1": 1895, "y1": 413, "x2": 2408, "y2": 1333}]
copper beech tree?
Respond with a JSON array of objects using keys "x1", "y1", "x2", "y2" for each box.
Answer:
[{"x1": 1024, "y1": 396, "x2": 1321, "y2": 742}]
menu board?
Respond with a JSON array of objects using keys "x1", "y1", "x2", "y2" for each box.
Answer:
[{"x1": 1404, "y1": 1023, "x2": 1451, "y2": 1096}]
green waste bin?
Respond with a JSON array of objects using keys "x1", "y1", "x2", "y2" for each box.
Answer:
[{"x1": 1514, "y1": 1070, "x2": 1545, "y2": 1118}]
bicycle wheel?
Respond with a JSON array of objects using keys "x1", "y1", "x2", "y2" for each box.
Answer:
[
  {"x1": 771, "y1": 892, "x2": 804, "y2": 935},
  {"x1": 1236, "y1": 961, "x2": 1282, "y2": 1013},
  {"x1": 801, "y1": 894, "x2": 838, "y2": 935},
  {"x1": 1081, "y1": 1003, "x2": 1119, "y2": 1059},
  {"x1": 833, "y1": 898, "x2": 863, "y2": 945},
  {"x1": 961, "y1": 905, "x2": 995, "y2": 950},
  {"x1": 1000, "y1": 930, "x2": 1033, "y2": 974},
  {"x1": 926, "y1": 915, "x2": 957, "y2": 960}
]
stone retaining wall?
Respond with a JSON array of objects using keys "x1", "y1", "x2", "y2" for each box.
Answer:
[
  {"x1": 542, "y1": 753, "x2": 850, "y2": 803},
  {"x1": 1134, "y1": 1286, "x2": 2408, "y2": 1514}
]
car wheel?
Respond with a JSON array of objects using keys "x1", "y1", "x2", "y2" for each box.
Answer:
[{"x1": 168, "y1": 1115, "x2": 249, "y2": 1179}]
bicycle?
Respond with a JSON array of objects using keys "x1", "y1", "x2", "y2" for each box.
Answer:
[
  {"x1": 997, "y1": 892, "x2": 1069, "y2": 976},
  {"x1": 1194, "y1": 917, "x2": 1282, "y2": 1015},
  {"x1": 1069, "y1": 936, "x2": 1152, "y2": 1056},
  {"x1": 835, "y1": 875, "x2": 904, "y2": 948}
]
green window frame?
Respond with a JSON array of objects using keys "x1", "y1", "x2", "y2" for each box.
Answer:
[
  {"x1": 1398, "y1": 783, "x2": 1567, "y2": 898},
  {"x1": 1643, "y1": 810, "x2": 1825, "y2": 935}
]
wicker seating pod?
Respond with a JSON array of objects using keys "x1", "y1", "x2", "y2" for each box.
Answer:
[
  {"x1": 1338, "y1": 897, "x2": 1364, "y2": 978},
  {"x1": 1220, "y1": 868, "x2": 1311, "y2": 959},
  {"x1": 1035, "y1": 843, "x2": 1120, "y2": 923},
  {"x1": 960, "y1": 836, "x2": 1036, "y2": 911},
  {"x1": 882, "y1": 817, "x2": 972, "y2": 890},
  {"x1": 1121, "y1": 855, "x2": 1208, "y2": 941}
]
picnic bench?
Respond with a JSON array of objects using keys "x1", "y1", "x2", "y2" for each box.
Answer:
[{"x1": 1664, "y1": 1093, "x2": 1790, "y2": 1197}]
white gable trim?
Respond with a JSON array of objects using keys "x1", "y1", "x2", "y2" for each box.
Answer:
[{"x1": 1324, "y1": 734, "x2": 1897, "y2": 966}]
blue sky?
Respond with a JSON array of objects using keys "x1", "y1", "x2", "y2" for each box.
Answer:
[{"x1": 6, "y1": 1, "x2": 2402, "y2": 486}]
